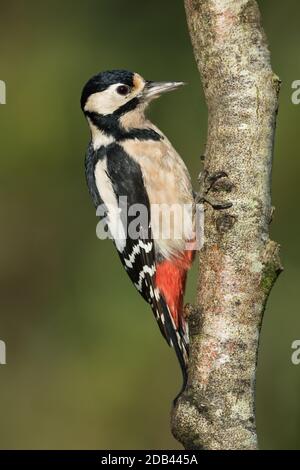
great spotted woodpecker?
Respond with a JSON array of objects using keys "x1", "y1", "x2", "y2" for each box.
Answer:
[{"x1": 81, "y1": 70, "x2": 195, "y2": 391}]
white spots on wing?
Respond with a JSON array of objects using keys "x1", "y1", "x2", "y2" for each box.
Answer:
[
  {"x1": 149, "y1": 285, "x2": 160, "y2": 301},
  {"x1": 94, "y1": 158, "x2": 126, "y2": 252},
  {"x1": 134, "y1": 264, "x2": 156, "y2": 292},
  {"x1": 124, "y1": 243, "x2": 141, "y2": 268},
  {"x1": 139, "y1": 240, "x2": 152, "y2": 253},
  {"x1": 124, "y1": 240, "x2": 153, "y2": 269}
]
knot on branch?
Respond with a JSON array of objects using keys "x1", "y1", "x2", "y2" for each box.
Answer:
[
  {"x1": 216, "y1": 213, "x2": 237, "y2": 234},
  {"x1": 171, "y1": 394, "x2": 206, "y2": 450},
  {"x1": 171, "y1": 391, "x2": 257, "y2": 450}
]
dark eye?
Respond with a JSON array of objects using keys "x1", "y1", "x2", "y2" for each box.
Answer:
[{"x1": 116, "y1": 85, "x2": 130, "y2": 95}]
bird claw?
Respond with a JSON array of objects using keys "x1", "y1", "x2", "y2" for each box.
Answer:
[
  {"x1": 195, "y1": 170, "x2": 233, "y2": 210},
  {"x1": 203, "y1": 196, "x2": 233, "y2": 210}
]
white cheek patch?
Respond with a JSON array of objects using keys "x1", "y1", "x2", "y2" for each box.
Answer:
[{"x1": 84, "y1": 83, "x2": 130, "y2": 116}]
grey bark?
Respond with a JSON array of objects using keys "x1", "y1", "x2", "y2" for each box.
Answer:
[{"x1": 171, "y1": 0, "x2": 282, "y2": 450}]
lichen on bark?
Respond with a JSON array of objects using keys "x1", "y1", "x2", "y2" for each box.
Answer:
[{"x1": 171, "y1": 0, "x2": 282, "y2": 450}]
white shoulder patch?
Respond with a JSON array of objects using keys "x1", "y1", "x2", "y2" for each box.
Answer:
[{"x1": 94, "y1": 158, "x2": 126, "y2": 252}]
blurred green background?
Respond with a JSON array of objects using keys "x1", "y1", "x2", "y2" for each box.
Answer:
[{"x1": 0, "y1": 0, "x2": 299, "y2": 450}]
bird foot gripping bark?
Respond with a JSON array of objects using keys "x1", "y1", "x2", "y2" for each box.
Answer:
[{"x1": 195, "y1": 170, "x2": 234, "y2": 210}]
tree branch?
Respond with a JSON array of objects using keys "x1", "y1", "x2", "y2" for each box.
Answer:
[{"x1": 171, "y1": 0, "x2": 282, "y2": 450}]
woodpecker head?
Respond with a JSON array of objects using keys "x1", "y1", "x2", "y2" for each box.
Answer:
[{"x1": 81, "y1": 69, "x2": 185, "y2": 119}]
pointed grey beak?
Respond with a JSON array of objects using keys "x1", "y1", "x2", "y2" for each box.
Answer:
[{"x1": 143, "y1": 80, "x2": 186, "y2": 100}]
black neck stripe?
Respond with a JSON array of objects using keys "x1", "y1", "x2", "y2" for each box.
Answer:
[
  {"x1": 85, "y1": 110, "x2": 162, "y2": 142},
  {"x1": 114, "y1": 97, "x2": 140, "y2": 117}
]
